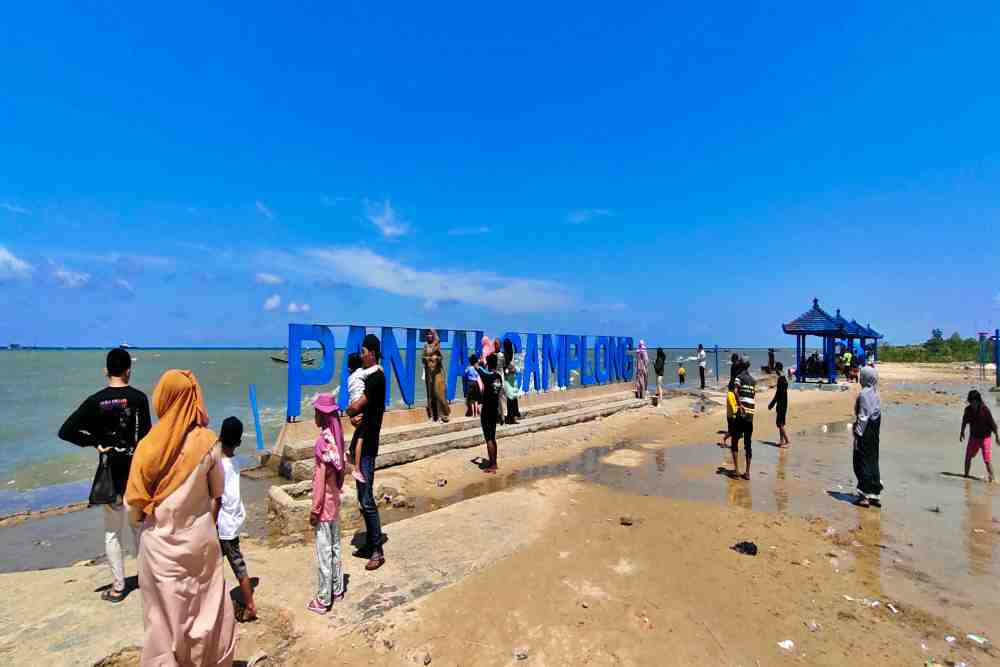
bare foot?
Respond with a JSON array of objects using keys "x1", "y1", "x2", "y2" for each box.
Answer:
[{"x1": 740, "y1": 473, "x2": 751, "y2": 481}]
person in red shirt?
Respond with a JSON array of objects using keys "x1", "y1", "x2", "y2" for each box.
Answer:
[{"x1": 961, "y1": 390, "x2": 998, "y2": 483}]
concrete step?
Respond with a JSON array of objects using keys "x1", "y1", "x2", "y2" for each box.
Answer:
[
  {"x1": 284, "y1": 396, "x2": 645, "y2": 481},
  {"x1": 281, "y1": 390, "x2": 634, "y2": 464}
]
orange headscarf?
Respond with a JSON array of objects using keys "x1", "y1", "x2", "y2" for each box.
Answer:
[{"x1": 125, "y1": 369, "x2": 217, "y2": 516}]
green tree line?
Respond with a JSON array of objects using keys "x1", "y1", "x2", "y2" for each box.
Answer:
[{"x1": 880, "y1": 330, "x2": 993, "y2": 363}]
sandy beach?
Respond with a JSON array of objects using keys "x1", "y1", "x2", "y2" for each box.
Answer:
[{"x1": 2, "y1": 362, "x2": 997, "y2": 666}]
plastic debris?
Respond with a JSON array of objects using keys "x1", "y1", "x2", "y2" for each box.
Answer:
[
  {"x1": 805, "y1": 620, "x2": 821, "y2": 632},
  {"x1": 732, "y1": 541, "x2": 758, "y2": 556},
  {"x1": 888, "y1": 604, "x2": 900, "y2": 614},
  {"x1": 945, "y1": 635, "x2": 957, "y2": 644},
  {"x1": 973, "y1": 528, "x2": 986, "y2": 534},
  {"x1": 967, "y1": 634, "x2": 987, "y2": 645},
  {"x1": 843, "y1": 595, "x2": 855, "y2": 601},
  {"x1": 777, "y1": 640, "x2": 795, "y2": 651}
]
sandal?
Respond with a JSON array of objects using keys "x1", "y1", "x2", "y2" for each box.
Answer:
[
  {"x1": 235, "y1": 604, "x2": 258, "y2": 623},
  {"x1": 101, "y1": 588, "x2": 126, "y2": 604},
  {"x1": 855, "y1": 495, "x2": 871, "y2": 508},
  {"x1": 306, "y1": 597, "x2": 330, "y2": 615}
]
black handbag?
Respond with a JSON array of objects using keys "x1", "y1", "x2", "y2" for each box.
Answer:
[{"x1": 88, "y1": 452, "x2": 118, "y2": 506}]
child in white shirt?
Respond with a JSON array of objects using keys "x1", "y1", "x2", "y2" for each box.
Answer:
[{"x1": 216, "y1": 416, "x2": 257, "y2": 622}]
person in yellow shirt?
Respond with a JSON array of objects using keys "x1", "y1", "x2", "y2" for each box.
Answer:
[
  {"x1": 678, "y1": 363, "x2": 687, "y2": 386},
  {"x1": 722, "y1": 378, "x2": 737, "y2": 448}
]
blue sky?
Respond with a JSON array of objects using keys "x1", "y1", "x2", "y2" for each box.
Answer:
[{"x1": 1, "y1": 2, "x2": 998, "y2": 347}]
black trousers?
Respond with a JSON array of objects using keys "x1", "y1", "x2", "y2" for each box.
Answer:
[{"x1": 699, "y1": 366, "x2": 706, "y2": 389}]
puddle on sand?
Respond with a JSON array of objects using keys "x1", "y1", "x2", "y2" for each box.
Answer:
[{"x1": 395, "y1": 401, "x2": 1000, "y2": 634}]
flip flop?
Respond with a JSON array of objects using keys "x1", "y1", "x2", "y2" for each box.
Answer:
[{"x1": 101, "y1": 588, "x2": 126, "y2": 604}]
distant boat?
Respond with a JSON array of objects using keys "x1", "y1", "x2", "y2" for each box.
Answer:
[
  {"x1": 270, "y1": 349, "x2": 318, "y2": 366},
  {"x1": 8, "y1": 344, "x2": 21, "y2": 350}
]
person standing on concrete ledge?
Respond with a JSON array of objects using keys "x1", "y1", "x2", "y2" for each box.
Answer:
[
  {"x1": 634, "y1": 340, "x2": 649, "y2": 399},
  {"x1": 698, "y1": 344, "x2": 707, "y2": 389},
  {"x1": 421, "y1": 329, "x2": 450, "y2": 423},
  {"x1": 347, "y1": 334, "x2": 387, "y2": 571}
]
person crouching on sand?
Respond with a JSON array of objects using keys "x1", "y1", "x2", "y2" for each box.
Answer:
[{"x1": 961, "y1": 389, "x2": 998, "y2": 483}]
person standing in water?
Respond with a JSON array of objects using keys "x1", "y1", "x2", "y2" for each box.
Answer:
[
  {"x1": 768, "y1": 362, "x2": 790, "y2": 447},
  {"x1": 59, "y1": 347, "x2": 151, "y2": 603},
  {"x1": 961, "y1": 389, "x2": 998, "y2": 483},
  {"x1": 421, "y1": 329, "x2": 450, "y2": 423},
  {"x1": 853, "y1": 366, "x2": 883, "y2": 507},
  {"x1": 731, "y1": 358, "x2": 756, "y2": 480},
  {"x1": 697, "y1": 344, "x2": 707, "y2": 389}
]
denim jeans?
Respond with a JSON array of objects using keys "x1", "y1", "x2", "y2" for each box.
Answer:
[{"x1": 356, "y1": 455, "x2": 383, "y2": 554}]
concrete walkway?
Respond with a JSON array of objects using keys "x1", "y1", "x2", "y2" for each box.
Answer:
[{"x1": 0, "y1": 479, "x2": 570, "y2": 665}]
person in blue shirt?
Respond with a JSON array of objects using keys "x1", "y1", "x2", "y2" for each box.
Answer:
[{"x1": 464, "y1": 354, "x2": 482, "y2": 417}]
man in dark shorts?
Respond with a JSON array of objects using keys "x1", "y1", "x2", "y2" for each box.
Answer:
[
  {"x1": 731, "y1": 359, "x2": 756, "y2": 480},
  {"x1": 347, "y1": 334, "x2": 387, "y2": 571},
  {"x1": 59, "y1": 347, "x2": 151, "y2": 603},
  {"x1": 476, "y1": 353, "x2": 503, "y2": 473},
  {"x1": 768, "y1": 362, "x2": 790, "y2": 447}
]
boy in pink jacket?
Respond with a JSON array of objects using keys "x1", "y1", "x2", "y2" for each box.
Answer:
[{"x1": 307, "y1": 393, "x2": 347, "y2": 614}]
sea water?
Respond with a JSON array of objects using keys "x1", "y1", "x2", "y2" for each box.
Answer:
[{"x1": 0, "y1": 345, "x2": 799, "y2": 513}]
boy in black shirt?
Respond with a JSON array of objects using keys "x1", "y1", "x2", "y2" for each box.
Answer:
[
  {"x1": 59, "y1": 348, "x2": 151, "y2": 602},
  {"x1": 476, "y1": 353, "x2": 503, "y2": 474}
]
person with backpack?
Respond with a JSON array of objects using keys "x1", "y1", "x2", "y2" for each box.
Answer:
[{"x1": 59, "y1": 347, "x2": 151, "y2": 603}]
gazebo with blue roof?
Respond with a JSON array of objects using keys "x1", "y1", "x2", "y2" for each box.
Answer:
[
  {"x1": 782, "y1": 298, "x2": 846, "y2": 384},
  {"x1": 783, "y1": 299, "x2": 884, "y2": 383}
]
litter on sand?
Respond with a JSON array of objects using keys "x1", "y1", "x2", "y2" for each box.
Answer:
[
  {"x1": 888, "y1": 604, "x2": 900, "y2": 614},
  {"x1": 967, "y1": 634, "x2": 988, "y2": 645},
  {"x1": 945, "y1": 636, "x2": 957, "y2": 644},
  {"x1": 732, "y1": 541, "x2": 758, "y2": 556},
  {"x1": 843, "y1": 595, "x2": 855, "y2": 601},
  {"x1": 777, "y1": 640, "x2": 795, "y2": 651}
]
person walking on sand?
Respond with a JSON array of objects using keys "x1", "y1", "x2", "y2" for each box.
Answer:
[
  {"x1": 697, "y1": 344, "x2": 707, "y2": 389},
  {"x1": 852, "y1": 366, "x2": 883, "y2": 507},
  {"x1": 476, "y1": 353, "x2": 504, "y2": 473},
  {"x1": 216, "y1": 416, "x2": 258, "y2": 622},
  {"x1": 634, "y1": 340, "x2": 649, "y2": 399},
  {"x1": 768, "y1": 362, "x2": 790, "y2": 447},
  {"x1": 58, "y1": 347, "x2": 151, "y2": 604},
  {"x1": 961, "y1": 390, "x2": 998, "y2": 483},
  {"x1": 124, "y1": 369, "x2": 236, "y2": 666},
  {"x1": 732, "y1": 359, "x2": 756, "y2": 480},
  {"x1": 346, "y1": 334, "x2": 387, "y2": 571},
  {"x1": 307, "y1": 393, "x2": 348, "y2": 614},
  {"x1": 421, "y1": 330, "x2": 450, "y2": 423},
  {"x1": 653, "y1": 348, "x2": 666, "y2": 400}
]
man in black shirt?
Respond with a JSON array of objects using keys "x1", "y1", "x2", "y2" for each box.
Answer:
[
  {"x1": 58, "y1": 348, "x2": 151, "y2": 602},
  {"x1": 347, "y1": 334, "x2": 387, "y2": 571}
]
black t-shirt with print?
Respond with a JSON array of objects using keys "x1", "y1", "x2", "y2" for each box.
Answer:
[
  {"x1": 476, "y1": 367, "x2": 503, "y2": 422},
  {"x1": 360, "y1": 368, "x2": 386, "y2": 457},
  {"x1": 58, "y1": 386, "x2": 152, "y2": 496}
]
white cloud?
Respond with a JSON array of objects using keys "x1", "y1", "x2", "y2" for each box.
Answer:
[
  {"x1": 567, "y1": 208, "x2": 611, "y2": 224},
  {"x1": 256, "y1": 201, "x2": 274, "y2": 220},
  {"x1": 287, "y1": 301, "x2": 311, "y2": 314},
  {"x1": 302, "y1": 247, "x2": 573, "y2": 314},
  {"x1": 0, "y1": 246, "x2": 33, "y2": 279},
  {"x1": 364, "y1": 199, "x2": 408, "y2": 238},
  {"x1": 52, "y1": 265, "x2": 91, "y2": 289},
  {"x1": 263, "y1": 294, "x2": 282, "y2": 311},
  {"x1": 115, "y1": 278, "x2": 135, "y2": 295},
  {"x1": 0, "y1": 202, "x2": 30, "y2": 215},
  {"x1": 255, "y1": 272, "x2": 284, "y2": 285},
  {"x1": 448, "y1": 226, "x2": 491, "y2": 236}
]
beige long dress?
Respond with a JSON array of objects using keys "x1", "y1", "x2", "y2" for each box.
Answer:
[{"x1": 139, "y1": 442, "x2": 235, "y2": 666}]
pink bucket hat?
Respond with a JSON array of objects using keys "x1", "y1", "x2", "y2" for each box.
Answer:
[{"x1": 313, "y1": 393, "x2": 339, "y2": 414}]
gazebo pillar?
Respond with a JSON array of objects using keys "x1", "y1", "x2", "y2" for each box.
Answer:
[{"x1": 826, "y1": 336, "x2": 835, "y2": 383}]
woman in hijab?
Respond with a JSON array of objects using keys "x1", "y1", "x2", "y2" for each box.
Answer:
[
  {"x1": 422, "y1": 330, "x2": 450, "y2": 423},
  {"x1": 493, "y1": 337, "x2": 507, "y2": 425},
  {"x1": 634, "y1": 340, "x2": 649, "y2": 399},
  {"x1": 125, "y1": 370, "x2": 236, "y2": 666},
  {"x1": 502, "y1": 338, "x2": 521, "y2": 424},
  {"x1": 480, "y1": 335, "x2": 494, "y2": 365},
  {"x1": 852, "y1": 366, "x2": 883, "y2": 508}
]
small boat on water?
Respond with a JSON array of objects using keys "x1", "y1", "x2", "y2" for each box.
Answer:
[{"x1": 270, "y1": 349, "x2": 318, "y2": 365}]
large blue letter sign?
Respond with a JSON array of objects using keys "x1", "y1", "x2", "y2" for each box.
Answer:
[
  {"x1": 594, "y1": 336, "x2": 610, "y2": 383},
  {"x1": 446, "y1": 331, "x2": 470, "y2": 402},
  {"x1": 381, "y1": 327, "x2": 417, "y2": 409},
  {"x1": 541, "y1": 334, "x2": 565, "y2": 390},
  {"x1": 338, "y1": 326, "x2": 367, "y2": 410},
  {"x1": 521, "y1": 334, "x2": 541, "y2": 392},
  {"x1": 286, "y1": 324, "x2": 336, "y2": 419}
]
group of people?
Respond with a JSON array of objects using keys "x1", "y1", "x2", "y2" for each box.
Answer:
[
  {"x1": 58, "y1": 335, "x2": 390, "y2": 664},
  {"x1": 636, "y1": 342, "x2": 709, "y2": 400}
]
